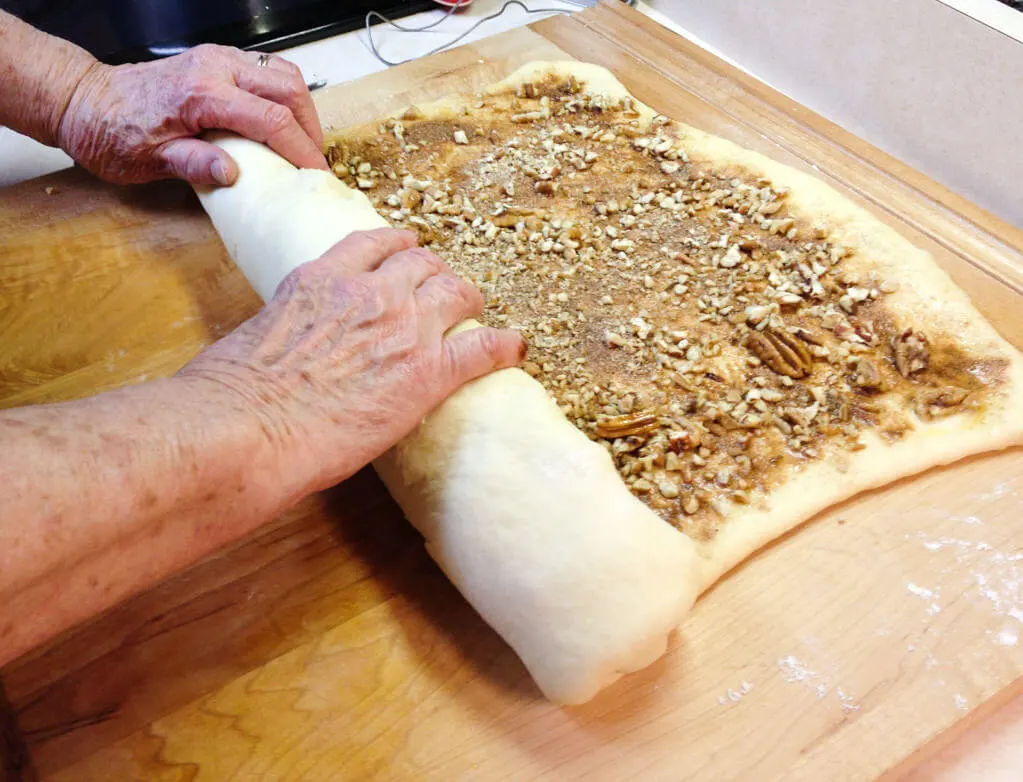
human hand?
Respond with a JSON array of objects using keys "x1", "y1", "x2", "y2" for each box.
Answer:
[
  {"x1": 179, "y1": 228, "x2": 526, "y2": 498},
  {"x1": 56, "y1": 45, "x2": 327, "y2": 186}
]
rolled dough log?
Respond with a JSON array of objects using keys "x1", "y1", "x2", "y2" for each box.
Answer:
[{"x1": 194, "y1": 133, "x2": 702, "y2": 705}]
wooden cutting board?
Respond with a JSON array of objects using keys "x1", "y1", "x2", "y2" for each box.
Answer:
[{"x1": 2, "y1": 3, "x2": 1022, "y2": 779}]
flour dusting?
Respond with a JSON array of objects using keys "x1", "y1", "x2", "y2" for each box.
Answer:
[
  {"x1": 906, "y1": 582, "x2": 933, "y2": 599},
  {"x1": 973, "y1": 481, "x2": 1014, "y2": 503},
  {"x1": 718, "y1": 679, "x2": 753, "y2": 706},
  {"x1": 777, "y1": 656, "x2": 860, "y2": 712},
  {"x1": 949, "y1": 515, "x2": 983, "y2": 525},
  {"x1": 914, "y1": 520, "x2": 1023, "y2": 639},
  {"x1": 994, "y1": 626, "x2": 1019, "y2": 647},
  {"x1": 836, "y1": 687, "x2": 860, "y2": 713},
  {"x1": 906, "y1": 582, "x2": 942, "y2": 616}
]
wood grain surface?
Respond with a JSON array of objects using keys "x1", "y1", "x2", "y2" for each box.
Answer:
[{"x1": 1, "y1": 3, "x2": 1021, "y2": 779}]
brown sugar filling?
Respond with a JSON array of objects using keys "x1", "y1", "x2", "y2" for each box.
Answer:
[{"x1": 326, "y1": 75, "x2": 1002, "y2": 541}]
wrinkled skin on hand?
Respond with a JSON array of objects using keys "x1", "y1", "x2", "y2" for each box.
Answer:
[
  {"x1": 180, "y1": 229, "x2": 527, "y2": 497},
  {"x1": 57, "y1": 44, "x2": 327, "y2": 185}
]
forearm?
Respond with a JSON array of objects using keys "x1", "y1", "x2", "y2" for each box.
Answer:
[
  {"x1": 0, "y1": 377, "x2": 289, "y2": 665},
  {"x1": 0, "y1": 10, "x2": 96, "y2": 146}
]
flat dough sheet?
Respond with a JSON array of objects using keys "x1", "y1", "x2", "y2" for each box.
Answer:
[{"x1": 195, "y1": 61, "x2": 1023, "y2": 705}]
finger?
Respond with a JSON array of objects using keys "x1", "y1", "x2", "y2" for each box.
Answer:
[
  {"x1": 246, "y1": 50, "x2": 301, "y2": 78},
  {"x1": 416, "y1": 273, "x2": 484, "y2": 332},
  {"x1": 154, "y1": 137, "x2": 238, "y2": 185},
  {"x1": 195, "y1": 87, "x2": 327, "y2": 170},
  {"x1": 316, "y1": 229, "x2": 419, "y2": 275},
  {"x1": 441, "y1": 327, "x2": 528, "y2": 388},
  {"x1": 235, "y1": 56, "x2": 324, "y2": 149},
  {"x1": 375, "y1": 248, "x2": 447, "y2": 290}
]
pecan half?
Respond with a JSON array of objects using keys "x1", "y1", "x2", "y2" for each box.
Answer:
[
  {"x1": 747, "y1": 328, "x2": 814, "y2": 378},
  {"x1": 595, "y1": 411, "x2": 659, "y2": 439},
  {"x1": 894, "y1": 328, "x2": 929, "y2": 377}
]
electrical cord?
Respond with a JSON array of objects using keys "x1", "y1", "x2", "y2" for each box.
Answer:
[{"x1": 364, "y1": 0, "x2": 596, "y2": 67}]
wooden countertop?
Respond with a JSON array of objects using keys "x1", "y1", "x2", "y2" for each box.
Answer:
[{"x1": 2, "y1": 3, "x2": 1022, "y2": 779}]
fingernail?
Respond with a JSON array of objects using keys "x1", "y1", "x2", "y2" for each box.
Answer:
[{"x1": 211, "y1": 159, "x2": 233, "y2": 186}]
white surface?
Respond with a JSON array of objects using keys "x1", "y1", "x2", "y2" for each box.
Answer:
[
  {"x1": 934, "y1": 0, "x2": 1023, "y2": 44},
  {"x1": 654, "y1": 0, "x2": 1023, "y2": 228},
  {"x1": 0, "y1": 131, "x2": 72, "y2": 187}
]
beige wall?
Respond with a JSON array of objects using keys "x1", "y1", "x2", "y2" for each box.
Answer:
[{"x1": 649, "y1": 0, "x2": 1023, "y2": 228}]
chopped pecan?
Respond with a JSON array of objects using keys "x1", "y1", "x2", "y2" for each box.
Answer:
[
  {"x1": 511, "y1": 109, "x2": 549, "y2": 124},
  {"x1": 790, "y1": 326, "x2": 823, "y2": 346},
  {"x1": 667, "y1": 426, "x2": 700, "y2": 452},
  {"x1": 746, "y1": 328, "x2": 815, "y2": 378},
  {"x1": 406, "y1": 216, "x2": 435, "y2": 244},
  {"x1": 834, "y1": 320, "x2": 864, "y2": 344},
  {"x1": 611, "y1": 435, "x2": 646, "y2": 455},
  {"x1": 518, "y1": 82, "x2": 538, "y2": 99},
  {"x1": 851, "y1": 357, "x2": 886, "y2": 391},
  {"x1": 848, "y1": 403, "x2": 880, "y2": 427},
  {"x1": 491, "y1": 214, "x2": 521, "y2": 228},
  {"x1": 399, "y1": 188, "x2": 422, "y2": 210},
  {"x1": 915, "y1": 387, "x2": 969, "y2": 420},
  {"x1": 505, "y1": 206, "x2": 546, "y2": 217},
  {"x1": 784, "y1": 402, "x2": 819, "y2": 428},
  {"x1": 851, "y1": 318, "x2": 878, "y2": 346},
  {"x1": 325, "y1": 142, "x2": 347, "y2": 168},
  {"x1": 894, "y1": 329, "x2": 929, "y2": 377}
]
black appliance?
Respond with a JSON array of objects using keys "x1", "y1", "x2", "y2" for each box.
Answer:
[{"x1": 3, "y1": 0, "x2": 436, "y2": 63}]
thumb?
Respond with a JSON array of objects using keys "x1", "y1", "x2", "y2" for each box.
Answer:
[
  {"x1": 156, "y1": 138, "x2": 238, "y2": 186},
  {"x1": 441, "y1": 326, "x2": 527, "y2": 390}
]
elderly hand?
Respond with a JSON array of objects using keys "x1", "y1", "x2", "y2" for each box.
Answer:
[
  {"x1": 57, "y1": 45, "x2": 327, "y2": 186},
  {"x1": 179, "y1": 228, "x2": 526, "y2": 498}
]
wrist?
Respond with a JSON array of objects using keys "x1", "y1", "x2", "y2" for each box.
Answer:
[
  {"x1": 166, "y1": 371, "x2": 312, "y2": 514},
  {"x1": 51, "y1": 59, "x2": 107, "y2": 153},
  {"x1": 0, "y1": 13, "x2": 101, "y2": 148}
]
